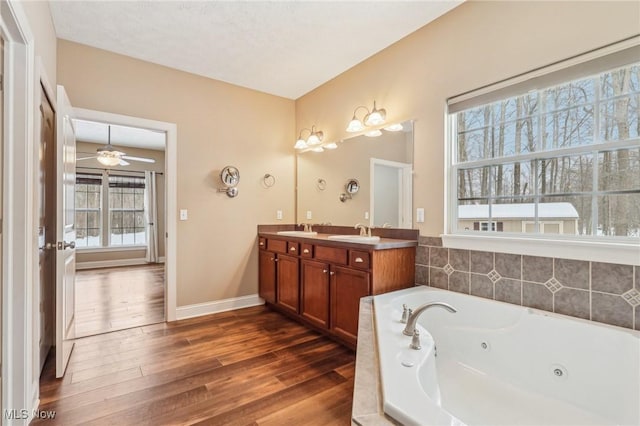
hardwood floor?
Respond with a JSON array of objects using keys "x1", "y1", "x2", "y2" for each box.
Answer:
[
  {"x1": 75, "y1": 264, "x2": 165, "y2": 338},
  {"x1": 37, "y1": 305, "x2": 356, "y2": 425}
]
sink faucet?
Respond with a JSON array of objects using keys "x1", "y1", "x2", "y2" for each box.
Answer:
[
  {"x1": 402, "y1": 302, "x2": 457, "y2": 336},
  {"x1": 298, "y1": 223, "x2": 312, "y2": 232},
  {"x1": 354, "y1": 223, "x2": 372, "y2": 237}
]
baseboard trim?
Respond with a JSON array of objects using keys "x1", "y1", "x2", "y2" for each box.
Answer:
[
  {"x1": 76, "y1": 258, "x2": 149, "y2": 270},
  {"x1": 176, "y1": 294, "x2": 265, "y2": 320}
]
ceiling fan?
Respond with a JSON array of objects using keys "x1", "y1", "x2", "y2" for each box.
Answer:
[{"x1": 77, "y1": 125, "x2": 156, "y2": 167}]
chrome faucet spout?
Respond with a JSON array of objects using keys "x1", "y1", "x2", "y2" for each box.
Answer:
[{"x1": 402, "y1": 302, "x2": 457, "y2": 336}]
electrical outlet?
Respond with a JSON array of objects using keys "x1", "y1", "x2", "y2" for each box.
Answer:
[
  {"x1": 180, "y1": 209, "x2": 188, "y2": 221},
  {"x1": 416, "y1": 208, "x2": 425, "y2": 223},
  {"x1": 364, "y1": 212, "x2": 369, "y2": 219},
  {"x1": 276, "y1": 210, "x2": 283, "y2": 220},
  {"x1": 306, "y1": 210, "x2": 312, "y2": 220}
]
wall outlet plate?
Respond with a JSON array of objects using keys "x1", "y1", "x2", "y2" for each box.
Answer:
[
  {"x1": 306, "y1": 210, "x2": 312, "y2": 220},
  {"x1": 180, "y1": 209, "x2": 188, "y2": 221},
  {"x1": 416, "y1": 208, "x2": 425, "y2": 223},
  {"x1": 276, "y1": 210, "x2": 283, "y2": 220}
]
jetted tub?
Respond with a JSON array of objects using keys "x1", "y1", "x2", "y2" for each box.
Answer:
[{"x1": 373, "y1": 287, "x2": 640, "y2": 426}]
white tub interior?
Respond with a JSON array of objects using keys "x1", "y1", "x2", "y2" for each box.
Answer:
[{"x1": 373, "y1": 287, "x2": 640, "y2": 426}]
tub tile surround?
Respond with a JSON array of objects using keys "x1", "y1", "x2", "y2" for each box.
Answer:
[{"x1": 415, "y1": 236, "x2": 640, "y2": 331}]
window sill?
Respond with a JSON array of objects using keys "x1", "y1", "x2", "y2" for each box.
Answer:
[
  {"x1": 441, "y1": 233, "x2": 640, "y2": 266},
  {"x1": 76, "y1": 245, "x2": 147, "y2": 254}
]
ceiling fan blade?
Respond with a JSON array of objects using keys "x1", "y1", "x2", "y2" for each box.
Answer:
[
  {"x1": 77, "y1": 156, "x2": 98, "y2": 161},
  {"x1": 119, "y1": 159, "x2": 130, "y2": 166},
  {"x1": 121, "y1": 155, "x2": 156, "y2": 163}
]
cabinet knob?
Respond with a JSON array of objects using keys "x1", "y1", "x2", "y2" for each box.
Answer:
[
  {"x1": 355, "y1": 257, "x2": 364, "y2": 263},
  {"x1": 259, "y1": 242, "x2": 264, "y2": 246},
  {"x1": 303, "y1": 249, "x2": 310, "y2": 254},
  {"x1": 274, "y1": 258, "x2": 279, "y2": 262},
  {"x1": 330, "y1": 271, "x2": 335, "y2": 276},
  {"x1": 290, "y1": 247, "x2": 296, "y2": 252},
  {"x1": 322, "y1": 269, "x2": 328, "y2": 274}
]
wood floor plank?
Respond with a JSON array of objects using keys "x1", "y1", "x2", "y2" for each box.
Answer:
[{"x1": 36, "y1": 306, "x2": 355, "y2": 425}]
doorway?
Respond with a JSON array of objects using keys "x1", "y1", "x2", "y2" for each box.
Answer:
[
  {"x1": 72, "y1": 118, "x2": 167, "y2": 338},
  {"x1": 37, "y1": 85, "x2": 55, "y2": 372},
  {"x1": 370, "y1": 158, "x2": 413, "y2": 228}
]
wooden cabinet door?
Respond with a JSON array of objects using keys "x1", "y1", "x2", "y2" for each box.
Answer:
[
  {"x1": 330, "y1": 266, "x2": 370, "y2": 345},
  {"x1": 259, "y1": 250, "x2": 277, "y2": 303},
  {"x1": 276, "y1": 254, "x2": 300, "y2": 314},
  {"x1": 300, "y1": 260, "x2": 330, "y2": 329}
]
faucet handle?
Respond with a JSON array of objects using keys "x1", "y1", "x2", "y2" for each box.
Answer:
[
  {"x1": 400, "y1": 304, "x2": 409, "y2": 323},
  {"x1": 410, "y1": 329, "x2": 421, "y2": 350}
]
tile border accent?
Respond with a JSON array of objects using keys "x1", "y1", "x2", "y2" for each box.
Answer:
[{"x1": 415, "y1": 236, "x2": 639, "y2": 331}]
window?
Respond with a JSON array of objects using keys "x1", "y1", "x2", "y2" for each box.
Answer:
[
  {"x1": 450, "y1": 61, "x2": 640, "y2": 240},
  {"x1": 75, "y1": 172, "x2": 147, "y2": 249},
  {"x1": 109, "y1": 175, "x2": 146, "y2": 246},
  {"x1": 75, "y1": 173, "x2": 102, "y2": 248}
]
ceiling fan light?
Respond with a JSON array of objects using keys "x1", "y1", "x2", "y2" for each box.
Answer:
[
  {"x1": 346, "y1": 118, "x2": 365, "y2": 133},
  {"x1": 97, "y1": 154, "x2": 122, "y2": 167}
]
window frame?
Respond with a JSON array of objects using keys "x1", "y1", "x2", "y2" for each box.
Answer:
[
  {"x1": 444, "y1": 45, "x2": 640, "y2": 266},
  {"x1": 75, "y1": 170, "x2": 148, "y2": 251},
  {"x1": 74, "y1": 173, "x2": 103, "y2": 248}
]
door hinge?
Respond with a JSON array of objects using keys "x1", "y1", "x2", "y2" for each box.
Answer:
[{"x1": 0, "y1": 74, "x2": 3, "y2": 91}]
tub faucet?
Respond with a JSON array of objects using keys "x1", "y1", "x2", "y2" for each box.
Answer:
[{"x1": 403, "y1": 302, "x2": 457, "y2": 336}]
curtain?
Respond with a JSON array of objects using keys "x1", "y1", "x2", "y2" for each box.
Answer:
[{"x1": 144, "y1": 171, "x2": 159, "y2": 263}]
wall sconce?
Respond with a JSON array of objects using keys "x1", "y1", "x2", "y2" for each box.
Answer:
[
  {"x1": 294, "y1": 125, "x2": 324, "y2": 150},
  {"x1": 346, "y1": 101, "x2": 387, "y2": 133}
]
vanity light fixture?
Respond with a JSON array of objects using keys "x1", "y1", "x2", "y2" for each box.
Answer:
[
  {"x1": 295, "y1": 125, "x2": 324, "y2": 150},
  {"x1": 365, "y1": 129, "x2": 382, "y2": 137},
  {"x1": 323, "y1": 142, "x2": 338, "y2": 149},
  {"x1": 384, "y1": 123, "x2": 404, "y2": 132},
  {"x1": 346, "y1": 101, "x2": 387, "y2": 133},
  {"x1": 311, "y1": 146, "x2": 324, "y2": 153}
]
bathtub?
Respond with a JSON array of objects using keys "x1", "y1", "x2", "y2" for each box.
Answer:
[{"x1": 372, "y1": 287, "x2": 640, "y2": 426}]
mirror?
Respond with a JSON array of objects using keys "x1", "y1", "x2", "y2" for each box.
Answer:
[
  {"x1": 296, "y1": 120, "x2": 413, "y2": 228},
  {"x1": 345, "y1": 179, "x2": 360, "y2": 194},
  {"x1": 220, "y1": 166, "x2": 240, "y2": 187}
]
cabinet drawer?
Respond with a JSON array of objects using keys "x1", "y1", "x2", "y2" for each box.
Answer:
[
  {"x1": 287, "y1": 241, "x2": 300, "y2": 255},
  {"x1": 267, "y1": 239, "x2": 287, "y2": 254},
  {"x1": 301, "y1": 244, "x2": 314, "y2": 258},
  {"x1": 349, "y1": 250, "x2": 370, "y2": 270},
  {"x1": 315, "y1": 245, "x2": 347, "y2": 265},
  {"x1": 258, "y1": 237, "x2": 266, "y2": 249}
]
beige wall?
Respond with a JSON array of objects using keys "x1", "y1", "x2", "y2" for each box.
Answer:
[
  {"x1": 297, "y1": 129, "x2": 411, "y2": 225},
  {"x1": 58, "y1": 40, "x2": 296, "y2": 306},
  {"x1": 295, "y1": 1, "x2": 640, "y2": 237},
  {"x1": 76, "y1": 141, "x2": 167, "y2": 264},
  {"x1": 21, "y1": 0, "x2": 57, "y2": 85}
]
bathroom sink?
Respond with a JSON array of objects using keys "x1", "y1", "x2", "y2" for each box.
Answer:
[
  {"x1": 276, "y1": 231, "x2": 318, "y2": 237},
  {"x1": 327, "y1": 235, "x2": 381, "y2": 243}
]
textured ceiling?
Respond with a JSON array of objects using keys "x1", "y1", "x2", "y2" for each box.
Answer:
[{"x1": 49, "y1": 1, "x2": 462, "y2": 99}]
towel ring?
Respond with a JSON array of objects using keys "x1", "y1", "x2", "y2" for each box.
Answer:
[
  {"x1": 263, "y1": 173, "x2": 276, "y2": 188},
  {"x1": 316, "y1": 178, "x2": 327, "y2": 191}
]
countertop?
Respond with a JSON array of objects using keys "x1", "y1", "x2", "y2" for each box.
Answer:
[{"x1": 258, "y1": 232, "x2": 417, "y2": 250}]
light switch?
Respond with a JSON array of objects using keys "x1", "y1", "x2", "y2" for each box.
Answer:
[
  {"x1": 416, "y1": 208, "x2": 425, "y2": 223},
  {"x1": 180, "y1": 209, "x2": 188, "y2": 221},
  {"x1": 306, "y1": 210, "x2": 312, "y2": 220},
  {"x1": 276, "y1": 210, "x2": 283, "y2": 220}
]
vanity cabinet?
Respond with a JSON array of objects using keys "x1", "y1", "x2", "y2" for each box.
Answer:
[{"x1": 258, "y1": 232, "x2": 416, "y2": 348}]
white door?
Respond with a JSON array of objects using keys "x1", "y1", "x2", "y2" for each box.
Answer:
[
  {"x1": 55, "y1": 85, "x2": 76, "y2": 378},
  {"x1": 370, "y1": 158, "x2": 413, "y2": 228}
]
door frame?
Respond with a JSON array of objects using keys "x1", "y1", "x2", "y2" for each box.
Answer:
[
  {"x1": 1, "y1": 0, "x2": 37, "y2": 422},
  {"x1": 369, "y1": 158, "x2": 413, "y2": 228},
  {"x1": 73, "y1": 107, "x2": 178, "y2": 322}
]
